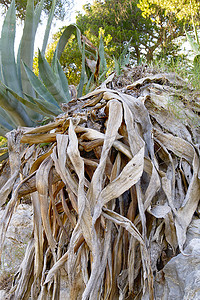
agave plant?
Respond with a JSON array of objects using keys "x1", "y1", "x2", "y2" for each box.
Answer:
[
  {"x1": 0, "y1": 0, "x2": 93, "y2": 139},
  {"x1": 0, "y1": 0, "x2": 58, "y2": 136}
]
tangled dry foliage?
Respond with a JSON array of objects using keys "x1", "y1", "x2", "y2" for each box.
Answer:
[{"x1": 0, "y1": 66, "x2": 200, "y2": 299}]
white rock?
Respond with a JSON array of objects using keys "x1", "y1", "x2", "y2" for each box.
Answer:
[
  {"x1": 162, "y1": 238, "x2": 200, "y2": 299},
  {"x1": 0, "y1": 204, "x2": 33, "y2": 277},
  {"x1": 0, "y1": 290, "x2": 7, "y2": 299}
]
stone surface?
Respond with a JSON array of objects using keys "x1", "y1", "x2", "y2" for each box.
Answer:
[
  {"x1": 0, "y1": 290, "x2": 7, "y2": 299},
  {"x1": 164, "y1": 239, "x2": 200, "y2": 299},
  {"x1": 154, "y1": 238, "x2": 200, "y2": 300},
  {"x1": 0, "y1": 204, "x2": 33, "y2": 292}
]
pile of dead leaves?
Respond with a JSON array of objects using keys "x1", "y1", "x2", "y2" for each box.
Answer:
[{"x1": 0, "y1": 67, "x2": 200, "y2": 299}]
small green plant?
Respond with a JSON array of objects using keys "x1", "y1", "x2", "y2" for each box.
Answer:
[{"x1": 114, "y1": 38, "x2": 132, "y2": 75}]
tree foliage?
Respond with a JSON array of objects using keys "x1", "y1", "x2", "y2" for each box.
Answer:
[
  {"x1": 76, "y1": 0, "x2": 188, "y2": 63},
  {"x1": 138, "y1": 0, "x2": 200, "y2": 24},
  {"x1": 0, "y1": 0, "x2": 74, "y2": 20},
  {"x1": 42, "y1": 0, "x2": 193, "y2": 87},
  {"x1": 76, "y1": 0, "x2": 153, "y2": 63}
]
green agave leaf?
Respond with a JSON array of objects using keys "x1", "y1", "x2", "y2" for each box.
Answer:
[
  {"x1": 0, "y1": 83, "x2": 15, "y2": 110},
  {"x1": 0, "y1": 110, "x2": 14, "y2": 138},
  {"x1": 19, "y1": 0, "x2": 42, "y2": 121},
  {"x1": 114, "y1": 56, "x2": 120, "y2": 75},
  {"x1": 34, "y1": 0, "x2": 45, "y2": 36},
  {"x1": 0, "y1": 38, "x2": 3, "y2": 81},
  {"x1": 41, "y1": 0, "x2": 56, "y2": 54},
  {"x1": 77, "y1": 42, "x2": 86, "y2": 98},
  {"x1": 113, "y1": 39, "x2": 132, "y2": 75},
  {"x1": 38, "y1": 50, "x2": 67, "y2": 103},
  {"x1": 23, "y1": 62, "x2": 60, "y2": 108},
  {"x1": 0, "y1": 107, "x2": 15, "y2": 128},
  {"x1": 0, "y1": 152, "x2": 8, "y2": 161},
  {"x1": 55, "y1": 24, "x2": 82, "y2": 60},
  {"x1": 99, "y1": 70, "x2": 108, "y2": 81},
  {"x1": 85, "y1": 49, "x2": 96, "y2": 60},
  {"x1": 125, "y1": 52, "x2": 130, "y2": 65},
  {"x1": 55, "y1": 58, "x2": 71, "y2": 102},
  {"x1": 0, "y1": 108, "x2": 15, "y2": 132},
  {"x1": 20, "y1": 0, "x2": 35, "y2": 97},
  {"x1": 85, "y1": 61, "x2": 93, "y2": 83},
  {"x1": 85, "y1": 73, "x2": 94, "y2": 95},
  {"x1": 25, "y1": 94, "x2": 62, "y2": 116},
  {"x1": 16, "y1": 40, "x2": 22, "y2": 85},
  {"x1": 5, "y1": 85, "x2": 50, "y2": 117},
  {"x1": 0, "y1": 122, "x2": 12, "y2": 137},
  {"x1": 99, "y1": 35, "x2": 107, "y2": 74},
  {"x1": 0, "y1": 82, "x2": 33, "y2": 126},
  {"x1": 1, "y1": 0, "x2": 22, "y2": 96},
  {"x1": 191, "y1": 15, "x2": 200, "y2": 46},
  {"x1": 17, "y1": 0, "x2": 44, "y2": 70},
  {"x1": 194, "y1": 25, "x2": 199, "y2": 45}
]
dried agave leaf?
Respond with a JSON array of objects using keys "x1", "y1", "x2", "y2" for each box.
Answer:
[
  {"x1": 128, "y1": 236, "x2": 136, "y2": 289},
  {"x1": 103, "y1": 207, "x2": 144, "y2": 249},
  {"x1": 0, "y1": 171, "x2": 35, "y2": 260},
  {"x1": 44, "y1": 233, "x2": 85, "y2": 285},
  {"x1": 82, "y1": 92, "x2": 103, "y2": 108},
  {"x1": 100, "y1": 147, "x2": 144, "y2": 206},
  {"x1": 24, "y1": 119, "x2": 64, "y2": 134},
  {"x1": 21, "y1": 133, "x2": 57, "y2": 144},
  {"x1": 31, "y1": 192, "x2": 43, "y2": 299},
  {"x1": 1, "y1": 68, "x2": 200, "y2": 299},
  {"x1": 82, "y1": 218, "x2": 113, "y2": 300},
  {"x1": 102, "y1": 208, "x2": 154, "y2": 299},
  {"x1": 81, "y1": 100, "x2": 123, "y2": 299},
  {"x1": 88, "y1": 99, "x2": 123, "y2": 209},
  {"x1": 51, "y1": 134, "x2": 78, "y2": 198},
  {"x1": 30, "y1": 146, "x2": 54, "y2": 174},
  {"x1": 136, "y1": 182, "x2": 146, "y2": 238},
  {"x1": 156, "y1": 115, "x2": 191, "y2": 143},
  {"x1": 149, "y1": 203, "x2": 171, "y2": 218},
  {"x1": 120, "y1": 92, "x2": 155, "y2": 161},
  {"x1": 122, "y1": 101, "x2": 144, "y2": 156},
  {"x1": 175, "y1": 150, "x2": 200, "y2": 252},
  {"x1": 154, "y1": 129, "x2": 194, "y2": 164},
  {"x1": 100, "y1": 73, "x2": 115, "y2": 89},
  {"x1": 36, "y1": 156, "x2": 57, "y2": 254},
  {"x1": 67, "y1": 120, "x2": 92, "y2": 249},
  {"x1": 164, "y1": 211, "x2": 178, "y2": 253},
  {"x1": 144, "y1": 163, "x2": 160, "y2": 211}
]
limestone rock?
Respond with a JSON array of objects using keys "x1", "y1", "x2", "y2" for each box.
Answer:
[
  {"x1": 0, "y1": 204, "x2": 33, "y2": 292},
  {"x1": 157, "y1": 239, "x2": 200, "y2": 300}
]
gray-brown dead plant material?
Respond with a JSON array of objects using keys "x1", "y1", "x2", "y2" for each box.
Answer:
[{"x1": 0, "y1": 66, "x2": 200, "y2": 299}]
